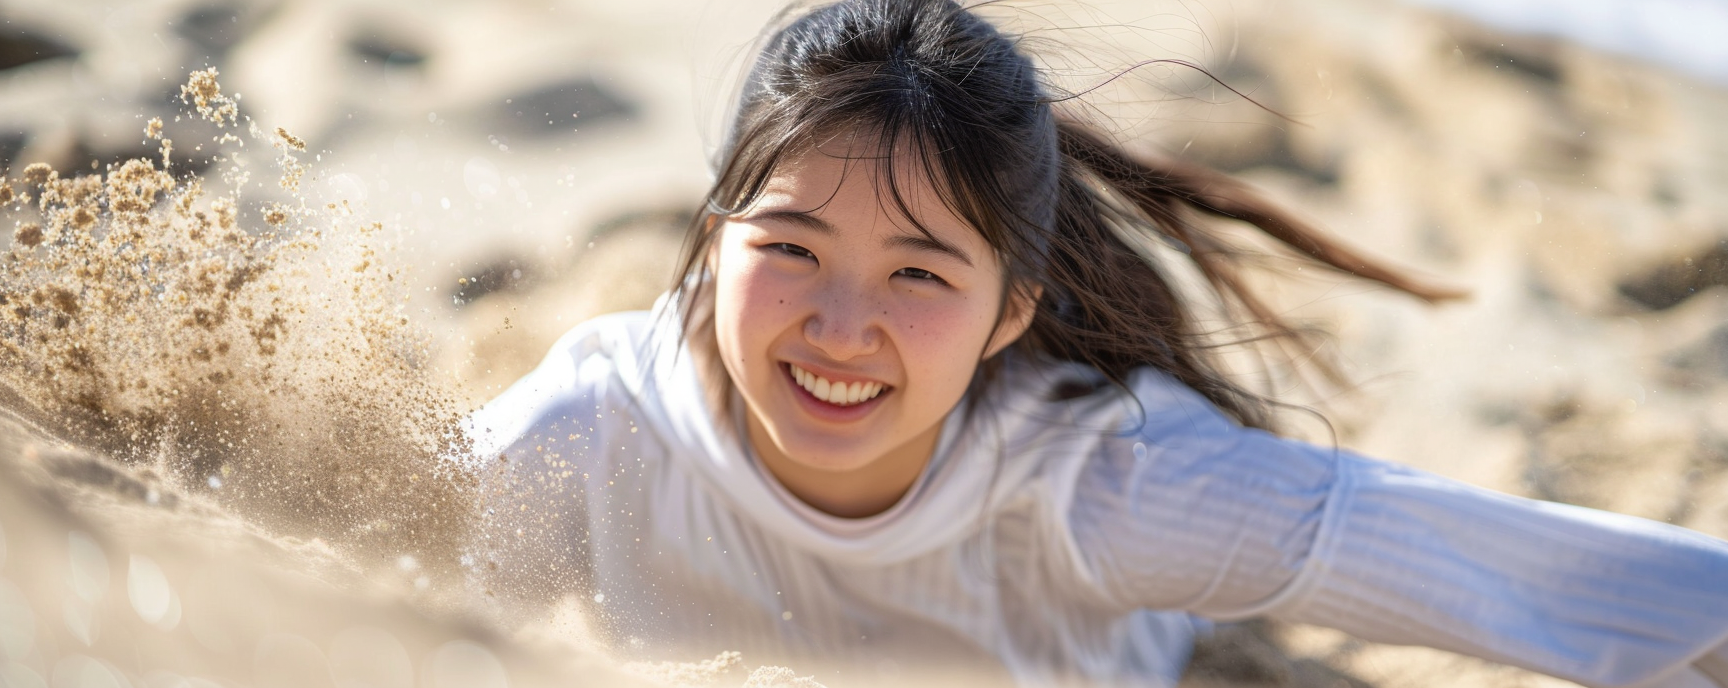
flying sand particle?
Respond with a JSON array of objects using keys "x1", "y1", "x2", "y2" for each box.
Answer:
[
  {"x1": 180, "y1": 68, "x2": 239, "y2": 126},
  {"x1": 263, "y1": 204, "x2": 289, "y2": 226},
  {"x1": 21, "y1": 163, "x2": 53, "y2": 186},
  {"x1": 276, "y1": 127, "x2": 306, "y2": 152},
  {"x1": 13, "y1": 222, "x2": 42, "y2": 248}
]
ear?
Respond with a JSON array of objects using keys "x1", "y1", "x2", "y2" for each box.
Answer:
[{"x1": 983, "y1": 283, "x2": 1042, "y2": 359}]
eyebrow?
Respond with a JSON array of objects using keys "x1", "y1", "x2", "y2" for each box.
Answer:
[{"x1": 749, "y1": 208, "x2": 976, "y2": 268}]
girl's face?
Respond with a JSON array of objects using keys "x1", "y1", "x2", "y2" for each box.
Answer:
[{"x1": 712, "y1": 142, "x2": 1032, "y2": 475}]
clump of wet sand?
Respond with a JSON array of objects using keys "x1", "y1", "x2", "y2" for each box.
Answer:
[{"x1": 0, "y1": 69, "x2": 474, "y2": 589}]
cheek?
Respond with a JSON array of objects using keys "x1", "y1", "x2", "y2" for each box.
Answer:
[
  {"x1": 713, "y1": 243, "x2": 799, "y2": 366},
  {"x1": 892, "y1": 294, "x2": 998, "y2": 389},
  {"x1": 894, "y1": 293, "x2": 996, "y2": 348}
]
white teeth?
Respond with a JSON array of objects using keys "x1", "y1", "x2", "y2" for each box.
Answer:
[{"x1": 789, "y1": 364, "x2": 885, "y2": 406}]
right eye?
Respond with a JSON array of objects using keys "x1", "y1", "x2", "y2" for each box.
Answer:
[{"x1": 768, "y1": 243, "x2": 816, "y2": 261}]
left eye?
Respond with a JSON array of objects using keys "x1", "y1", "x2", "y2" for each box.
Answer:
[
  {"x1": 768, "y1": 243, "x2": 816, "y2": 261},
  {"x1": 894, "y1": 267, "x2": 944, "y2": 283}
]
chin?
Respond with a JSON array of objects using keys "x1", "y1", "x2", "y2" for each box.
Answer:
[{"x1": 766, "y1": 427, "x2": 885, "y2": 473}]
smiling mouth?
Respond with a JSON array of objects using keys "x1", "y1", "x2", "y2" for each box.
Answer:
[{"x1": 786, "y1": 363, "x2": 888, "y2": 406}]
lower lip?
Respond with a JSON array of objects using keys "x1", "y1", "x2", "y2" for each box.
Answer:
[{"x1": 782, "y1": 363, "x2": 889, "y2": 423}]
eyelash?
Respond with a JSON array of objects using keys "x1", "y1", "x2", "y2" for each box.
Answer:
[
  {"x1": 769, "y1": 243, "x2": 814, "y2": 260},
  {"x1": 894, "y1": 267, "x2": 946, "y2": 284},
  {"x1": 766, "y1": 243, "x2": 948, "y2": 285}
]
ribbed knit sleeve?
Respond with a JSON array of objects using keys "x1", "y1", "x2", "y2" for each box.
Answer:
[
  {"x1": 1066, "y1": 370, "x2": 1728, "y2": 688},
  {"x1": 1288, "y1": 455, "x2": 1728, "y2": 687},
  {"x1": 1068, "y1": 422, "x2": 1339, "y2": 616}
]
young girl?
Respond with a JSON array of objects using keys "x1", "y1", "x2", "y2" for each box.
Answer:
[{"x1": 466, "y1": 0, "x2": 1728, "y2": 685}]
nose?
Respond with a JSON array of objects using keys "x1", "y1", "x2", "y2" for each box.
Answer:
[{"x1": 802, "y1": 277, "x2": 883, "y2": 361}]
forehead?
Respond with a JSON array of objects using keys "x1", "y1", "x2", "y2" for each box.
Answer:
[{"x1": 757, "y1": 135, "x2": 981, "y2": 240}]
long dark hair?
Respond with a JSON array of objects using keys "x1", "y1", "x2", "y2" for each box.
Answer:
[{"x1": 671, "y1": 0, "x2": 1462, "y2": 430}]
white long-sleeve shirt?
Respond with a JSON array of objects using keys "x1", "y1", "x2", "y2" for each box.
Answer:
[{"x1": 464, "y1": 308, "x2": 1728, "y2": 688}]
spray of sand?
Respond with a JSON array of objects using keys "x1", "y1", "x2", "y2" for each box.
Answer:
[
  {"x1": 0, "y1": 69, "x2": 828, "y2": 688},
  {"x1": 0, "y1": 68, "x2": 473, "y2": 589}
]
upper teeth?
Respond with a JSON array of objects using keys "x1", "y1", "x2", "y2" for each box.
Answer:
[{"x1": 790, "y1": 363, "x2": 885, "y2": 406}]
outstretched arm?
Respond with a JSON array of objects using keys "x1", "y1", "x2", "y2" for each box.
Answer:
[
  {"x1": 1286, "y1": 450, "x2": 1728, "y2": 687},
  {"x1": 1066, "y1": 372, "x2": 1728, "y2": 688}
]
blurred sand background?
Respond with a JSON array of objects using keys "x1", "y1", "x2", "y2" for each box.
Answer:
[{"x1": 2, "y1": 0, "x2": 1728, "y2": 686}]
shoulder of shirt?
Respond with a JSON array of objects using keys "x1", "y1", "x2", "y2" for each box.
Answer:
[
  {"x1": 463, "y1": 310, "x2": 661, "y2": 459},
  {"x1": 543, "y1": 309, "x2": 659, "y2": 367},
  {"x1": 983, "y1": 355, "x2": 1240, "y2": 443},
  {"x1": 1120, "y1": 366, "x2": 1243, "y2": 441}
]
